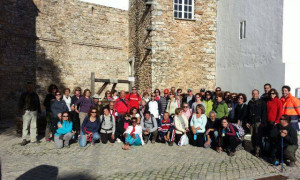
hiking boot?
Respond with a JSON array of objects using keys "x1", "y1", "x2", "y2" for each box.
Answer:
[
  {"x1": 228, "y1": 152, "x2": 235, "y2": 157},
  {"x1": 144, "y1": 138, "x2": 149, "y2": 144},
  {"x1": 20, "y1": 139, "x2": 27, "y2": 146},
  {"x1": 116, "y1": 138, "x2": 121, "y2": 143},
  {"x1": 169, "y1": 142, "x2": 173, "y2": 146},
  {"x1": 289, "y1": 161, "x2": 296, "y2": 167}
]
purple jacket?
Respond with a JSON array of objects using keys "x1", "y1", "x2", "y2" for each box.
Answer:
[{"x1": 75, "y1": 97, "x2": 93, "y2": 113}]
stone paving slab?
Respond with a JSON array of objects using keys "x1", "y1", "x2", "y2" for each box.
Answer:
[{"x1": 0, "y1": 121, "x2": 299, "y2": 180}]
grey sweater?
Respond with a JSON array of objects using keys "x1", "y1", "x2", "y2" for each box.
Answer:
[
  {"x1": 99, "y1": 114, "x2": 116, "y2": 134},
  {"x1": 141, "y1": 116, "x2": 158, "y2": 132}
]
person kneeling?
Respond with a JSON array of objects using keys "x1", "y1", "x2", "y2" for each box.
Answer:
[
  {"x1": 158, "y1": 112, "x2": 175, "y2": 146},
  {"x1": 141, "y1": 111, "x2": 158, "y2": 144},
  {"x1": 123, "y1": 117, "x2": 144, "y2": 150},
  {"x1": 217, "y1": 118, "x2": 241, "y2": 156},
  {"x1": 79, "y1": 108, "x2": 101, "y2": 147},
  {"x1": 54, "y1": 112, "x2": 73, "y2": 148},
  {"x1": 270, "y1": 115, "x2": 298, "y2": 167},
  {"x1": 100, "y1": 107, "x2": 116, "y2": 144}
]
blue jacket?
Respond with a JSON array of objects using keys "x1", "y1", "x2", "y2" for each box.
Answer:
[
  {"x1": 51, "y1": 99, "x2": 69, "y2": 118},
  {"x1": 55, "y1": 121, "x2": 73, "y2": 136},
  {"x1": 81, "y1": 116, "x2": 101, "y2": 135}
]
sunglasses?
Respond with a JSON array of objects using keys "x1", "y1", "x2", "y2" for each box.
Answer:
[
  {"x1": 56, "y1": 94, "x2": 61, "y2": 96},
  {"x1": 151, "y1": 96, "x2": 155, "y2": 97},
  {"x1": 132, "y1": 121, "x2": 137, "y2": 123},
  {"x1": 132, "y1": 89, "x2": 137, "y2": 90},
  {"x1": 271, "y1": 93, "x2": 276, "y2": 95},
  {"x1": 91, "y1": 112, "x2": 97, "y2": 113},
  {"x1": 63, "y1": 115, "x2": 68, "y2": 117},
  {"x1": 238, "y1": 97, "x2": 243, "y2": 99},
  {"x1": 183, "y1": 106, "x2": 188, "y2": 108},
  {"x1": 216, "y1": 90, "x2": 221, "y2": 91}
]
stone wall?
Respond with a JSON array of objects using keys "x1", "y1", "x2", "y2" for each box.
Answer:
[
  {"x1": 130, "y1": 0, "x2": 217, "y2": 92},
  {"x1": 0, "y1": 0, "x2": 129, "y2": 118}
]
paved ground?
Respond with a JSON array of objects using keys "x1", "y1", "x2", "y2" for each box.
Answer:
[{"x1": 0, "y1": 119, "x2": 299, "y2": 180}]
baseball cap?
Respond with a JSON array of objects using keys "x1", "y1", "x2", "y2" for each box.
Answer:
[{"x1": 164, "y1": 89, "x2": 169, "y2": 94}]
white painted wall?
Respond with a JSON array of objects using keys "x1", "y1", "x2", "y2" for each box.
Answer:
[
  {"x1": 216, "y1": 0, "x2": 285, "y2": 99},
  {"x1": 283, "y1": 0, "x2": 300, "y2": 95},
  {"x1": 78, "y1": 0, "x2": 129, "y2": 10}
]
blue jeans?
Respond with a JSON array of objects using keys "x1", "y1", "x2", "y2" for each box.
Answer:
[{"x1": 79, "y1": 131, "x2": 100, "y2": 147}]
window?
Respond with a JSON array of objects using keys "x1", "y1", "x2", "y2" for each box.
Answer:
[
  {"x1": 240, "y1": 21, "x2": 246, "y2": 39},
  {"x1": 174, "y1": 0, "x2": 194, "y2": 20}
]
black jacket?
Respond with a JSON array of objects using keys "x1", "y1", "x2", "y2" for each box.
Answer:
[
  {"x1": 233, "y1": 103, "x2": 247, "y2": 124},
  {"x1": 19, "y1": 91, "x2": 41, "y2": 113},
  {"x1": 270, "y1": 124, "x2": 298, "y2": 147},
  {"x1": 44, "y1": 93, "x2": 55, "y2": 112},
  {"x1": 247, "y1": 98, "x2": 267, "y2": 125},
  {"x1": 182, "y1": 95, "x2": 196, "y2": 108}
]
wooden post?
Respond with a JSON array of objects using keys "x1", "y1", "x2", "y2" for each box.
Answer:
[{"x1": 91, "y1": 72, "x2": 95, "y2": 95}]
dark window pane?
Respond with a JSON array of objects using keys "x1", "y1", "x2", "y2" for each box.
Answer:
[
  {"x1": 179, "y1": 0, "x2": 182, "y2": 4},
  {"x1": 189, "y1": 0, "x2": 192, "y2": 5},
  {"x1": 188, "y1": 13, "x2": 192, "y2": 19},
  {"x1": 184, "y1": 13, "x2": 187, "y2": 18},
  {"x1": 179, "y1": 12, "x2": 182, "y2": 18},
  {"x1": 184, "y1": 6, "x2": 187, "y2": 11},
  {"x1": 175, "y1": 5, "x2": 178, "y2": 10},
  {"x1": 184, "y1": 0, "x2": 188, "y2": 4},
  {"x1": 189, "y1": 6, "x2": 192, "y2": 12},
  {"x1": 174, "y1": 0, "x2": 178, "y2": 3},
  {"x1": 174, "y1": 12, "x2": 177, "y2": 18},
  {"x1": 179, "y1": 5, "x2": 182, "y2": 11}
]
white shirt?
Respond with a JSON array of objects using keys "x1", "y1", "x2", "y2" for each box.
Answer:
[
  {"x1": 63, "y1": 95, "x2": 71, "y2": 111},
  {"x1": 148, "y1": 100, "x2": 159, "y2": 118},
  {"x1": 124, "y1": 125, "x2": 144, "y2": 145}
]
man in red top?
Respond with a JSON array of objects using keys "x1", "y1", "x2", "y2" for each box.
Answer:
[
  {"x1": 125, "y1": 87, "x2": 141, "y2": 110},
  {"x1": 114, "y1": 90, "x2": 129, "y2": 142}
]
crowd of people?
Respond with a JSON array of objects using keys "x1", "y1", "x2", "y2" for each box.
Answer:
[{"x1": 18, "y1": 83, "x2": 299, "y2": 167}]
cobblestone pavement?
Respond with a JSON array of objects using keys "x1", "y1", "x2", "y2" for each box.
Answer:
[{"x1": 0, "y1": 120, "x2": 299, "y2": 180}]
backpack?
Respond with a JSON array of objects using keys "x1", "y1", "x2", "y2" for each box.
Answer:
[
  {"x1": 100, "y1": 114, "x2": 113, "y2": 130},
  {"x1": 143, "y1": 115, "x2": 154, "y2": 129},
  {"x1": 232, "y1": 123, "x2": 245, "y2": 140}
]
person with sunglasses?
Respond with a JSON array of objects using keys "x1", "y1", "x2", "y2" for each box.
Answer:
[
  {"x1": 123, "y1": 117, "x2": 143, "y2": 150},
  {"x1": 182, "y1": 88, "x2": 195, "y2": 108},
  {"x1": 145, "y1": 93, "x2": 161, "y2": 123},
  {"x1": 191, "y1": 93, "x2": 206, "y2": 114},
  {"x1": 79, "y1": 108, "x2": 101, "y2": 147},
  {"x1": 54, "y1": 112, "x2": 73, "y2": 148},
  {"x1": 182, "y1": 103, "x2": 192, "y2": 121},
  {"x1": 159, "y1": 89, "x2": 170, "y2": 114},
  {"x1": 267, "y1": 89, "x2": 283, "y2": 126},
  {"x1": 233, "y1": 93, "x2": 247, "y2": 126},
  {"x1": 70, "y1": 87, "x2": 82, "y2": 141},
  {"x1": 44, "y1": 84, "x2": 58, "y2": 142},
  {"x1": 74, "y1": 89, "x2": 93, "y2": 127},
  {"x1": 50, "y1": 91, "x2": 69, "y2": 141},
  {"x1": 125, "y1": 87, "x2": 141, "y2": 110},
  {"x1": 154, "y1": 89, "x2": 161, "y2": 101}
]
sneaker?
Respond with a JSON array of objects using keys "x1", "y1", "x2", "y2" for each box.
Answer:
[
  {"x1": 20, "y1": 139, "x2": 27, "y2": 146},
  {"x1": 289, "y1": 161, "x2": 296, "y2": 167},
  {"x1": 116, "y1": 138, "x2": 121, "y2": 143},
  {"x1": 46, "y1": 138, "x2": 51, "y2": 142},
  {"x1": 273, "y1": 161, "x2": 280, "y2": 166}
]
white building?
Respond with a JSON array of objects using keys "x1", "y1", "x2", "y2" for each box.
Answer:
[{"x1": 216, "y1": 0, "x2": 300, "y2": 99}]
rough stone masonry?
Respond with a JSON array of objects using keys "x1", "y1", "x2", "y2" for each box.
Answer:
[{"x1": 0, "y1": 0, "x2": 216, "y2": 118}]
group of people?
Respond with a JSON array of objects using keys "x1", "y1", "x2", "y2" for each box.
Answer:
[{"x1": 18, "y1": 83, "x2": 299, "y2": 167}]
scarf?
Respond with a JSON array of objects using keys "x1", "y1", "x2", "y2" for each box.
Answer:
[
  {"x1": 84, "y1": 127, "x2": 93, "y2": 142},
  {"x1": 130, "y1": 126, "x2": 135, "y2": 137}
]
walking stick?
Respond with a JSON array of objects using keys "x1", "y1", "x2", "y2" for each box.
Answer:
[{"x1": 281, "y1": 137, "x2": 284, "y2": 172}]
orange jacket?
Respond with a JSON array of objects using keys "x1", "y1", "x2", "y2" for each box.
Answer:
[{"x1": 280, "y1": 94, "x2": 300, "y2": 116}]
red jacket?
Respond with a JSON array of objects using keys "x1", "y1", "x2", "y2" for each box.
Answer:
[
  {"x1": 125, "y1": 93, "x2": 141, "y2": 110},
  {"x1": 267, "y1": 98, "x2": 283, "y2": 124},
  {"x1": 114, "y1": 98, "x2": 129, "y2": 115}
]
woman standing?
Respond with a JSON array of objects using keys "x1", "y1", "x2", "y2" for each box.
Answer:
[
  {"x1": 44, "y1": 84, "x2": 58, "y2": 142},
  {"x1": 190, "y1": 104, "x2": 207, "y2": 147},
  {"x1": 174, "y1": 108, "x2": 189, "y2": 144},
  {"x1": 70, "y1": 87, "x2": 82, "y2": 141},
  {"x1": 213, "y1": 93, "x2": 229, "y2": 119},
  {"x1": 191, "y1": 93, "x2": 206, "y2": 114},
  {"x1": 233, "y1": 93, "x2": 248, "y2": 126},
  {"x1": 75, "y1": 89, "x2": 93, "y2": 126},
  {"x1": 203, "y1": 91, "x2": 214, "y2": 117},
  {"x1": 166, "y1": 92, "x2": 178, "y2": 116},
  {"x1": 54, "y1": 112, "x2": 73, "y2": 149},
  {"x1": 103, "y1": 90, "x2": 113, "y2": 101},
  {"x1": 267, "y1": 89, "x2": 283, "y2": 125},
  {"x1": 63, "y1": 88, "x2": 72, "y2": 112},
  {"x1": 79, "y1": 108, "x2": 101, "y2": 147}
]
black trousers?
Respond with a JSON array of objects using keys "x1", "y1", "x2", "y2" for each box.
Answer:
[
  {"x1": 143, "y1": 130, "x2": 158, "y2": 142},
  {"x1": 100, "y1": 132, "x2": 115, "y2": 144},
  {"x1": 115, "y1": 115, "x2": 125, "y2": 142},
  {"x1": 222, "y1": 135, "x2": 240, "y2": 153},
  {"x1": 175, "y1": 134, "x2": 183, "y2": 144},
  {"x1": 192, "y1": 133, "x2": 205, "y2": 147},
  {"x1": 71, "y1": 111, "x2": 80, "y2": 139}
]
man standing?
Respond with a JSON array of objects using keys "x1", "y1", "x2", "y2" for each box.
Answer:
[
  {"x1": 125, "y1": 87, "x2": 141, "y2": 110},
  {"x1": 159, "y1": 89, "x2": 169, "y2": 114},
  {"x1": 261, "y1": 83, "x2": 272, "y2": 102},
  {"x1": 18, "y1": 82, "x2": 41, "y2": 146},
  {"x1": 114, "y1": 90, "x2": 129, "y2": 142},
  {"x1": 280, "y1": 85, "x2": 300, "y2": 133},
  {"x1": 247, "y1": 89, "x2": 267, "y2": 156},
  {"x1": 182, "y1": 88, "x2": 195, "y2": 108}
]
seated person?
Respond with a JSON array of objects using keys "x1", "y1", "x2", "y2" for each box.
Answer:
[
  {"x1": 204, "y1": 111, "x2": 221, "y2": 148},
  {"x1": 174, "y1": 108, "x2": 189, "y2": 144},
  {"x1": 79, "y1": 108, "x2": 101, "y2": 147},
  {"x1": 270, "y1": 115, "x2": 298, "y2": 167},
  {"x1": 217, "y1": 118, "x2": 241, "y2": 156},
  {"x1": 158, "y1": 112, "x2": 175, "y2": 146},
  {"x1": 122, "y1": 117, "x2": 143, "y2": 150},
  {"x1": 99, "y1": 107, "x2": 116, "y2": 144},
  {"x1": 54, "y1": 112, "x2": 73, "y2": 149},
  {"x1": 190, "y1": 104, "x2": 207, "y2": 147},
  {"x1": 141, "y1": 111, "x2": 158, "y2": 144}
]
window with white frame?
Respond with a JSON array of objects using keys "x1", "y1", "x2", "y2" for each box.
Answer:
[
  {"x1": 174, "y1": 0, "x2": 194, "y2": 20},
  {"x1": 240, "y1": 21, "x2": 246, "y2": 39}
]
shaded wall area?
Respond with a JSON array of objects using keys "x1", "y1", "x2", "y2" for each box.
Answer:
[{"x1": 0, "y1": 0, "x2": 129, "y2": 118}]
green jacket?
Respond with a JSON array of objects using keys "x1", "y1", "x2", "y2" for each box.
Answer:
[
  {"x1": 203, "y1": 99, "x2": 214, "y2": 117},
  {"x1": 213, "y1": 102, "x2": 229, "y2": 119}
]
